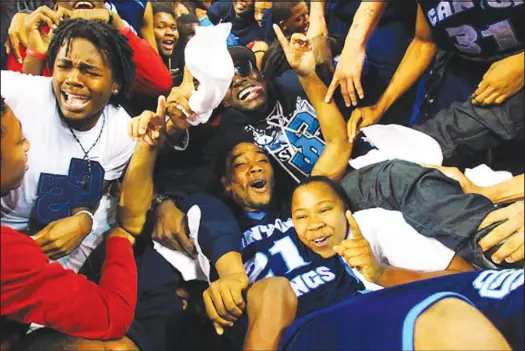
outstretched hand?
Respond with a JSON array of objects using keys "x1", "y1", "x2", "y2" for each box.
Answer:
[{"x1": 273, "y1": 24, "x2": 316, "y2": 78}]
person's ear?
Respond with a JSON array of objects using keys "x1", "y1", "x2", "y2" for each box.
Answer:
[
  {"x1": 221, "y1": 176, "x2": 232, "y2": 193},
  {"x1": 279, "y1": 20, "x2": 287, "y2": 33},
  {"x1": 112, "y1": 82, "x2": 121, "y2": 95}
]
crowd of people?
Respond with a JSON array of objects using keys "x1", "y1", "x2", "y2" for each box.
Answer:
[{"x1": 0, "y1": 1, "x2": 524, "y2": 351}]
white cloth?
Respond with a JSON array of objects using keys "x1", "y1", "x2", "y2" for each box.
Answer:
[
  {"x1": 465, "y1": 164, "x2": 513, "y2": 187},
  {"x1": 153, "y1": 205, "x2": 208, "y2": 281},
  {"x1": 348, "y1": 208, "x2": 456, "y2": 291},
  {"x1": 184, "y1": 23, "x2": 234, "y2": 126},
  {"x1": 1, "y1": 70, "x2": 135, "y2": 271},
  {"x1": 350, "y1": 124, "x2": 444, "y2": 169}
]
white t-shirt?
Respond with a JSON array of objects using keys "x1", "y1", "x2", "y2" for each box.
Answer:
[
  {"x1": 0, "y1": 70, "x2": 135, "y2": 269},
  {"x1": 349, "y1": 208, "x2": 456, "y2": 291},
  {"x1": 1, "y1": 70, "x2": 135, "y2": 229}
]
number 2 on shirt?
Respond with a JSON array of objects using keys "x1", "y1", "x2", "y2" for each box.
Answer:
[{"x1": 246, "y1": 236, "x2": 310, "y2": 282}]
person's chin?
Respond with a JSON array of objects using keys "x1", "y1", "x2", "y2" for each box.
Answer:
[
  {"x1": 240, "y1": 96, "x2": 267, "y2": 112},
  {"x1": 315, "y1": 247, "x2": 336, "y2": 259},
  {"x1": 249, "y1": 194, "x2": 271, "y2": 209}
]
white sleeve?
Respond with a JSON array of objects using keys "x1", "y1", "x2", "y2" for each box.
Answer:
[
  {"x1": 103, "y1": 107, "x2": 136, "y2": 181},
  {"x1": 353, "y1": 208, "x2": 455, "y2": 272}
]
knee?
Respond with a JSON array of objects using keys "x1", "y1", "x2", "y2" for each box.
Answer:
[
  {"x1": 247, "y1": 277, "x2": 297, "y2": 315},
  {"x1": 414, "y1": 297, "x2": 511, "y2": 351}
]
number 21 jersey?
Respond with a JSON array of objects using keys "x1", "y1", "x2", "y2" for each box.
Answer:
[{"x1": 238, "y1": 205, "x2": 366, "y2": 318}]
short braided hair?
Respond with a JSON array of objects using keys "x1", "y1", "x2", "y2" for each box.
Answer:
[{"x1": 47, "y1": 18, "x2": 136, "y2": 107}]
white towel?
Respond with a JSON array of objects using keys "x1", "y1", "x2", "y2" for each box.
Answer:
[
  {"x1": 184, "y1": 23, "x2": 235, "y2": 126},
  {"x1": 152, "y1": 205, "x2": 208, "y2": 281},
  {"x1": 349, "y1": 124, "x2": 444, "y2": 169},
  {"x1": 465, "y1": 164, "x2": 513, "y2": 187}
]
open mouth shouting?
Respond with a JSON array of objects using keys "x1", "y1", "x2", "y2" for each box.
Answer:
[
  {"x1": 250, "y1": 178, "x2": 268, "y2": 193},
  {"x1": 237, "y1": 85, "x2": 263, "y2": 102},
  {"x1": 162, "y1": 39, "x2": 175, "y2": 52},
  {"x1": 73, "y1": 1, "x2": 96, "y2": 10},
  {"x1": 61, "y1": 91, "x2": 91, "y2": 112}
]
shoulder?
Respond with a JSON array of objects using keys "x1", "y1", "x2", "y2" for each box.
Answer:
[
  {"x1": 103, "y1": 105, "x2": 134, "y2": 145},
  {"x1": 185, "y1": 194, "x2": 239, "y2": 222},
  {"x1": 1, "y1": 70, "x2": 53, "y2": 106},
  {"x1": 105, "y1": 104, "x2": 133, "y2": 124}
]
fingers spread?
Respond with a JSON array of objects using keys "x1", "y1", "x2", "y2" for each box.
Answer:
[{"x1": 325, "y1": 76, "x2": 339, "y2": 102}]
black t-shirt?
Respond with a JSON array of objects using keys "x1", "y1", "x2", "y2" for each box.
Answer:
[{"x1": 419, "y1": 0, "x2": 525, "y2": 61}]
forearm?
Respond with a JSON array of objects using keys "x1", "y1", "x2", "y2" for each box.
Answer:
[
  {"x1": 299, "y1": 73, "x2": 352, "y2": 180},
  {"x1": 345, "y1": 1, "x2": 387, "y2": 48},
  {"x1": 376, "y1": 38, "x2": 437, "y2": 114},
  {"x1": 140, "y1": 27, "x2": 159, "y2": 53},
  {"x1": 476, "y1": 174, "x2": 524, "y2": 204},
  {"x1": 307, "y1": 0, "x2": 327, "y2": 38},
  {"x1": 298, "y1": 73, "x2": 348, "y2": 145},
  {"x1": 22, "y1": 53, "x2": 46, "y2": 75},
  {"x1": 3, "y1": 229, "x2": 137, "y2": 339},
  {"x1": 118, "y1": 141, "x2": 157, "y2": 235},
  {"x1": 140, "y1": 2, "x2": 158, "y2": 53},
  {"x1": 377, "y1": 266, "x2": 458, "y2": 288},
  {"x1": 216, "y1": 252, "x2": 247, "y2": 278}
]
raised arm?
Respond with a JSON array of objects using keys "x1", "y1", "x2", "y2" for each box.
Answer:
[
  {"x1": 347, "y1": 4, "x2": 437, "y2": 140},
  {"x1": 325, "y1": 1, "x2": 387, "y2": 106},
  {"x1": 139, "y1": 1, "x2": 159, "y2": 53},
  {"x1": 274, "y1": 25, "x2": 352, "y2": 182},
  {"x1": 118, "y1": 97, "x2": 166, "y2": 236}
]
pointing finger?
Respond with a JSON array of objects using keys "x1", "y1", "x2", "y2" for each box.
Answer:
[
  {"x1": 137, "y1": 112, "x2": 152, "y2": 136},
  {"x1": 156, "y1": 95, "x2": 166, "y2": 119},
  {"x1": 273, "y1": 24, "x2": 290, "y2": 52},
  {"x1": 346, "y1": 210, "x2": 363, "y2": 239}
]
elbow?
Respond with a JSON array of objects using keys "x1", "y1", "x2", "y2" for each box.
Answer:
[{"x1": 102, "y1": 309, "x2": 135, "y2": 340}]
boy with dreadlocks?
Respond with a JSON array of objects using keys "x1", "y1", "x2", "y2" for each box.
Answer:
[{"x1": 1, "y1": 18, "x2": 136, "y2": 272}]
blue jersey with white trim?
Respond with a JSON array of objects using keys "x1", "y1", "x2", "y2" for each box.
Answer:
[{"x1": 238, "y1": 205, "x2": 366, "y2": 318}]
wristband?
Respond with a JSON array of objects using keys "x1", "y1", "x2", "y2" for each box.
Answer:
[
  {"x1": 26, "y1": 49, "x2": 47, "y2": 60},
  {"x1": 151, "y1": 194, "x2": 172, "y2": 211},
  {"x1": 75, "y1": 210, "x2": 95, "y2": 223}
]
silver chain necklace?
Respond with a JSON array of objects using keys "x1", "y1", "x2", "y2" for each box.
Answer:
[{"x1": 66, "y1": 113, "x2": 106, "y2": 190}]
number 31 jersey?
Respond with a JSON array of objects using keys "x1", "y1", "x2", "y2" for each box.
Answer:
[
  {"x1": 238, "y1": 205, "x2": 366, "y2": 318},
  {"x1": 419, "y1": 0, "x2": 524, "y2": 61}
]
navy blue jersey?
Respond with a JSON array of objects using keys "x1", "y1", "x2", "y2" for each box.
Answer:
[
  {"x1": 419, "y1": 0, "x2": 525, "y2": 61},
  {"x1": 194, "y1": 195, "x2": 366, "y2": 317},
  {"x1": 236, "y1": 204, "x2": 366, "y2": 318},
  {"x1": 281, "y1": 269, "x2": 524, "y2": 351}
]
